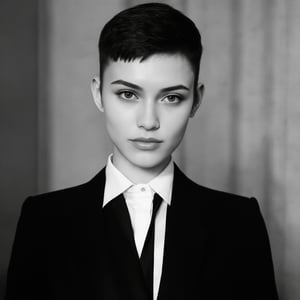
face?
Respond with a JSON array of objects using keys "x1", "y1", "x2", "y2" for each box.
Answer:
[{"x1": 92, "y1": 54, "x2": 203, "y2": 179}]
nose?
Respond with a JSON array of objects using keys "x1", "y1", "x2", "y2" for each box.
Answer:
[{"x1": 137, "y1": 101, "x2": 160, "y2": 131}]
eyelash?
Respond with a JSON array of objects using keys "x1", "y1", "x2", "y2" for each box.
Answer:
[
  {"x1": 163, "y1": 94, "x2": 183, "y2": 104},
  {"x1": 116, "y1": 90, "x2": 184, "y2": 104},
  {"x1": 117, "y1": 90, "x2": 138, "y2": 101}
]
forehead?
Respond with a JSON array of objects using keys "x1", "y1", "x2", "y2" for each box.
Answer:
[{"x1": 102, "y1": 54, "x2": 194, "y2": 88}]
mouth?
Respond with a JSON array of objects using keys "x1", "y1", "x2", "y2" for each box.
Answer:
[
  {"x1": 130, "y1": 137, "x2": 163, "y2": 143},
  {"x1": 129, "y1": 137, "x2": 163, "y2": 150}
]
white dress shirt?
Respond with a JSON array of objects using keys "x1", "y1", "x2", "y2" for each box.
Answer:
[{"x1": 103, "y1": 154, "x2": 174, "y2": 300}]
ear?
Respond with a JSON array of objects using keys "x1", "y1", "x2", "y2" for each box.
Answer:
[
  {"x1": 91, "y1": 76, "x2": 104, "y2": 112},
  {"x1": 190, "y1": 82, "x2": 204, "y2": 118}
]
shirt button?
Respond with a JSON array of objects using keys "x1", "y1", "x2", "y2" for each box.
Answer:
[{"x1": 141, "y1": 187, "x2": 146, "y2": 192}]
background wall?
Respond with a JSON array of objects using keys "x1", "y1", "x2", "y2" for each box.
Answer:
[
  {"x1": 0, "y1": 1, "x2": 38, "y2": 298},
  {"x1": 1, "y1": 0, "x2": 299, "y2": 299}
]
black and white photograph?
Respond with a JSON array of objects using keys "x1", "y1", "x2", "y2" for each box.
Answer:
[{"x1": 1, "y1": 1, "x2": 300, "y2": 299}]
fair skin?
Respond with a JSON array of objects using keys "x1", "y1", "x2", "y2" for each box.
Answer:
[{"x1": 91, "y1": 54, "x2": 204, "y2": 183}]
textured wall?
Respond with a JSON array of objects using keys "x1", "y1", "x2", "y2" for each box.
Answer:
[{"x1": 1, "y1": 0, "x2": 300, "y2": 299}]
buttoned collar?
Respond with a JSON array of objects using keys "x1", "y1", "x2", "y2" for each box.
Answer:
[{"x1": 103, "y1": 154, "x2": 174, "y2": 208}]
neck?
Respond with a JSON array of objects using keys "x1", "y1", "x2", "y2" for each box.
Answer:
[{"x1": 112, "y1": 156, "x2": 171, "y2": 184}]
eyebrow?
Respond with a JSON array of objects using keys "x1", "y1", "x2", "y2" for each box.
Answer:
[{"x1": 110, "y1": 80, "x2": 190, "y2": 93}]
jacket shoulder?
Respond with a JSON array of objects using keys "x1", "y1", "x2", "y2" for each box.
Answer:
[
  {"x1": 22, "y1": 168, "x2": 106, "y2": 216},
  {"x1": 174, "y1": 164, "x2": 261, "y2": 218},
  {"x1": 175, "y1": 164, "x2": 258, "y2": 202}
]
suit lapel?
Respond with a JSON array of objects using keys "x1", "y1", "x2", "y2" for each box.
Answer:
[
  {"x1": 157, "y1": 165, "x2": 209, "y2": 300},
  {"x1": 103, "y1": 193, "x2": 149, "y2": 300},
  {"x1": 103, "y1": 193, "x2": 137, "y2": 252},
  {"x1": 70, "y1": 168, "x2": 149, "y2": 300}
]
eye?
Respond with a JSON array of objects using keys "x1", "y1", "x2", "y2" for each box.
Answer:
[
  {"x1": 117, "y1": 90, "x2": 138, "y2": 101},
  {"x1": 161, "y1": 94, "x2": 183, "y2": 104}
]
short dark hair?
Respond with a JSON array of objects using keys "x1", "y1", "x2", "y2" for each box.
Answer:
[{"x1": 98, "y1": 2, "x2": 202, "y2": 86}]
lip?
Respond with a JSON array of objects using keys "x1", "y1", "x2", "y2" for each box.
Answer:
[
  {"x1": 129, "y1": 137, "x2": 162, "y2": 150},
  {"x1": 130, "y1": 137, "x2": 163, "y2": 143}
]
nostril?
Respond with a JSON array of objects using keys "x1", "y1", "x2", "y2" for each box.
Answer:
[{"x1": 137, "y1": 119, "x2": 160, "y2": 130}]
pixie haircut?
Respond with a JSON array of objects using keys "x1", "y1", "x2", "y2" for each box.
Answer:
[{"x1": 98, "y1": 2, "x2": 202, "y2": 86}]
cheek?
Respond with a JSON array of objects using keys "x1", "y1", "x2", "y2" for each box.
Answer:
[
  {"x1": 163, "y1": 109, "x2": 191, "y2": 139},
  {"x1": 104, "y1": 105, "x2": 131, "y2": 137}
]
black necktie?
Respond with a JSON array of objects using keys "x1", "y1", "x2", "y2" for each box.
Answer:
[{"x1": 140, "y1": 193, "x2": 162, "y2": 299}]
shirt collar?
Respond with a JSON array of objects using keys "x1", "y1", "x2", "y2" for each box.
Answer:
[
  {"x1": 103, "y1": 154, "x2": 133, "y2": 207},
  {"x1": 103, "y1": 154, "x2": 174, "y2": 207},
  {"x1": 148, "y1": 160, "x2": 173, "y2": 206}
]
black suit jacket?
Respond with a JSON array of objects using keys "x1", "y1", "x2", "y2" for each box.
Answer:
[{"x1": 5, "y1": 165, "x2": 278, "y2": 300}]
